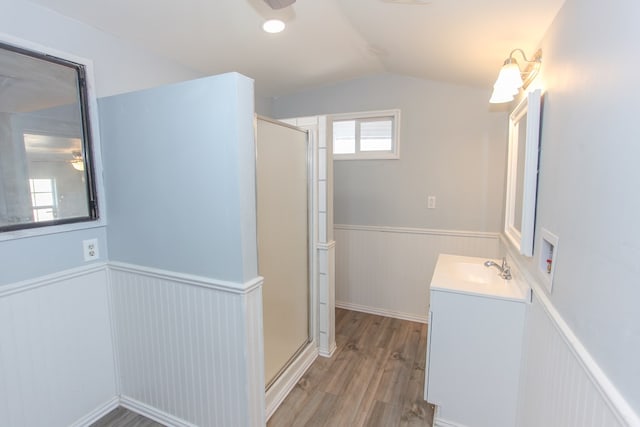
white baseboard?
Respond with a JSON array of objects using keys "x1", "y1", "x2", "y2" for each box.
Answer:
[
  {"x1": 266, "y1": 343, "x2": 318, "y2": 420},
  {"x1": 434, "y1": 417, "x2": 468, "y2": 427},
  {"x1": 336, "y1": 301, "x2": 428, "y2": 324},
  {"x1": 318, "y1": 341, "x2": 337, "y2": 358},
  {"x1": 69, "y1": 396, "x2": 120, "y2": 427},
  {"x1": 120, "y1": 396, "x2": 196, "y2": 427}
]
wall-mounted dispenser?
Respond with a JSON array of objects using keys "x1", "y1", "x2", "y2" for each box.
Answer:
[{"x1": 538, "y1": 228, "x2": 559, "y2": 293}]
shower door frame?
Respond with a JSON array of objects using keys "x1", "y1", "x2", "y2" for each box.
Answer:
[{"x1": 255, "y1": 115, "x2": 317, "y2": 391}]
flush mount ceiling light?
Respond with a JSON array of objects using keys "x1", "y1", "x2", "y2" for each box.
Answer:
[
  {"x1": 263, "y1": 0, "x2": 295, "y2": 9},
  {"x1": 489, "y1": 48, "x2": 542, "y2": 104},
  {"x1": 70, "y1": 151, "x2": 84, "y2": 171},
  {"x1": 263, "y1": 19, "x2": 286, "y2": 33}
]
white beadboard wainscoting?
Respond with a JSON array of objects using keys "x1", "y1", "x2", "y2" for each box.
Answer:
[
  {"x1": 318, "y1": 241, "x2": 336, "y2": 357},
  {"x1": 0, "y1": 265, "x2": 118, "y2": 427},
  {"x1": 516, "y1": 290, "x2": 639, "y2": 427},
  {"x1": 334, "y1": 224, "x2": 501, "y2": 322},
  {"x1": 108, "y1": 263, "x2": 265, "y2": 427}
]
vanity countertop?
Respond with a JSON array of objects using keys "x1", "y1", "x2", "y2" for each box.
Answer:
[{"x1": 430, "y1": 253, "x2": 530, "y2": 303}]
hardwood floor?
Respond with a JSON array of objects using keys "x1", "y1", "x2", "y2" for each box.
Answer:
[
  {"x1": 92, "y1": 309, "x2": 433, "y2": 427},
  {"x1": 90, "y1": 407, "x2": 163, "y2": 427},
  {"x1": 268, "y1": 308, "x2": 434, "y2": 427}
]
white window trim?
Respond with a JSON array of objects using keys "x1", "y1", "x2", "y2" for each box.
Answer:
[{"x1": 330, "y1": 109, "x2": 400, "y2": 160}]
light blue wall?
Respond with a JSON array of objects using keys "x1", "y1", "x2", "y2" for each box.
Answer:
[
  {"x1": 0, "y1": 0, "x2": 200, "y2": 286},
  {"x1": 0, "y1": 227, "x2": 108, "y2": 285},
  {"x1": 507, "y1": 0, "x2": 640, "y2": 412},
  {"x1": 100, "y1": 73, "x2": 258, "y2": 283}
]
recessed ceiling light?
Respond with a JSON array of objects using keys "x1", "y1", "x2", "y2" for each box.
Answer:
[{"x1": 263, "y1": 19, "x2": 285, "y2": 33}]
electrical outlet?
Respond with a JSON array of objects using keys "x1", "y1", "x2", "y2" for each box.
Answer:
[
  {"x1": 428, "y1": 196, "x2": 436, "y2": 209},
  {"x1": 83, "y1": 238, "x2": 99, "y2": 261}
]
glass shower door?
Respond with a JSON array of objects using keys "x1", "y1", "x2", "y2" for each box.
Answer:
[{"x1": 256, "y1": 117, "x2": 310, "y2": 388}]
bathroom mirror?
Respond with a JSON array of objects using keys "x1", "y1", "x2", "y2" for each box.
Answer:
[
  {"x1": 0, "y1": 41, "x2": 98, "y2": 232},
  {"x1": 504, "y1": 89, "x2": 541, "y2": 256}
]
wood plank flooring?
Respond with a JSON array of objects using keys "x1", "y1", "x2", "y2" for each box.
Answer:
[
  {"x1": 91, "y1": 309, "x2": 433, "y2": 427},
  {"x1": 268, "y1": 308, "x2": 434, "y2": 427},
  {"x1": 90, "y1": 407, "x2": 163, "y2": 427}
]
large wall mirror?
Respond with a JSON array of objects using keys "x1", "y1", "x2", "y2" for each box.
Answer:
[
  {"x1": 0, "y1": 41, "x2": 98, "y2": 233},
  {"x1": 504, "y1": 89, "x2": 542, "y2": 256}
]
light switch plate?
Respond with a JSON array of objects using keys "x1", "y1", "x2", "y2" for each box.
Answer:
[{"x1": 428, "y1": 196, "x2": 436, "y2": 209}]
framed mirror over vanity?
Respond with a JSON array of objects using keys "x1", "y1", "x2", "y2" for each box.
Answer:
[{"x1": 504, "y1": 88, "x2": 542, "y2": 256}]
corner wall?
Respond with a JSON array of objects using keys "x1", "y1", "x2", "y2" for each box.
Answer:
[
  {"x1": 100, "y1": 73, "x2": 264, "y2": 426},
  {"x1": 0, "y1": 0, "x2": 200, "y2": 286},
  {"x1": 511, "y1": 0, "x2": 640, "y2": 422},
  {"x1": 0, "y1": 2, "x2": 205, "y2": 425},
  {"x1": 272, "y1": 74, "x2": 507, "y2": 318}
]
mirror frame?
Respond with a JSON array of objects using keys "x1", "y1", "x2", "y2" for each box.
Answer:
[
  {"x1": 0, "y1": 33, "x2": 105, "y2": 241},
  {"x1": 504, "y1": 88, "x2": 542, "y2": 256}
]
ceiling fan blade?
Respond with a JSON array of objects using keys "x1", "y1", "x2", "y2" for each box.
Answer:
[{"x1": 263, "y1": 0, "x2": 295, "y2": 9}]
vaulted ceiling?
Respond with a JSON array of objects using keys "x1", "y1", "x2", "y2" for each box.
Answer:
[{"x1": 27, "y1": 0, "x2": 565, "y2": 97}]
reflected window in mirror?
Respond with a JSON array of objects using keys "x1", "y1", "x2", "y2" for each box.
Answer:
[
  {"x1": 504, "y1": 89, "x2": 542, "y2": 257},
  {"x1": 0, "y1": 41, "x2": 98, "y2": 232}
]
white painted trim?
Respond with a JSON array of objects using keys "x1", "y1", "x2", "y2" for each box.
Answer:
[
  {"x1": 434, "y1": 417, "x2": 468, "y2": 427},
  {"x1": 317, "y1": 240, "x2": 336, "y2": 250},
  {"x1": 0, "y1": 262, "x2": 107, "y2": 298},
  {"x1": 266, "y1": 343, "x2": 319, "y2": 420},
  {"x1": 334, "y1": 224, "x2": 500, "y2": 239},
  {"x1": 503, "y1": 235, "x2": 640, "y2": 427},
  {"x1": 336, "y1": 301, "x2": 428, "y2": 324},
  {"x1": 504, "y1": 89, "x2": 541, "y2": 257},
  {"x1": 108, "y1": 262, "x2": 264, "y2": 295},
  {"x1": 69, "y1": 396, "x2": 120, "y2": 427},
  {"x1": 120, "y1": 396, "x2": 197, "y2": 427},
  {"x1": 318, "y1": 341, "x2": 337, "y2": 358}
]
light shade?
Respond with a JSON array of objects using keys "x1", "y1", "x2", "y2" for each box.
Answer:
[
  {"x1": 489, "y1": 61, "x2": 523, "y2": 104},
  {"x1": 489, "y1": 86, "x2": 515, "y2": 104},
  {"x1": 488, "y1": 49, "x2": 543, "y2": 104},
  {"x1": 71, "y1": 159, "x2": 84, "y2": 171},
  {"x1": 263, "y1": 19, "x2": 285, "y2": 33},
  {"x1": 497, "y1": 61, "x2": 524, "y2": 89},
  {"x1": 263, "y1": 0, "x2": 295, "y2": 9}
]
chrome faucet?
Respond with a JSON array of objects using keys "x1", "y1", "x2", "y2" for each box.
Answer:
[{"x1": 484, "y1": 257, "x2": 512, "y2": 280}]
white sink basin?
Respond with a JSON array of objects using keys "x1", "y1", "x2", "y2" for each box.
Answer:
[{"x1": 430, "y1": 254, "x2": 530, "y2": 302}]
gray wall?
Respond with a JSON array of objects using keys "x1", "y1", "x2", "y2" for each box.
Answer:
[
  {"x1": 255, "y1": 94, "x2": 274, "y2": 117},
  {"x1": 0, "y1": 0, "x2": 200, "y2": 286},
  {"x1": 508, "y1": 0, "x2": 640, "y2": 412},
  {"x1": 100, "y1": 73, "x2": 258, "y2": 283},
  {"x1": 272, "y1": 73, "x2": 508, "y2": 231}
]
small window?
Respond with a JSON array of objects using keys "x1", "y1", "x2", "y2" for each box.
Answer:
[
  {"x1": 0, "y1": 41, "x2": 98, "y2": 232},
  {"x1": 330, "y1": 110, "x2": 400, "y2": 160}
]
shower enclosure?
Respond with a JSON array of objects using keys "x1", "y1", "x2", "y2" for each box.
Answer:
[{"x1": 255, "y1": 117, "x2": 311, "y2": 389}]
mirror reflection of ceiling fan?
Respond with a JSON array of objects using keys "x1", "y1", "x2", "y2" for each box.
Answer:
[{"x1": 263, "y1": 0, "x2": 295, "y2": 9}]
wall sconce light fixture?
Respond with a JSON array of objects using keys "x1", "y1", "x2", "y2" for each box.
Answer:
[{"x1": 490, "y1": 48, "x2": 542, "y2": 104}]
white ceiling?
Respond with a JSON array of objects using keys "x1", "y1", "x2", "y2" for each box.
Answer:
[{"x1": 27, "y1": 0, "x2": 565, "y2": 97}]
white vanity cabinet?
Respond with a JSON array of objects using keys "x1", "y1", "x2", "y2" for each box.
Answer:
[{"x1": 425, "y1": 254, "x2": 529, "y2": 427}]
